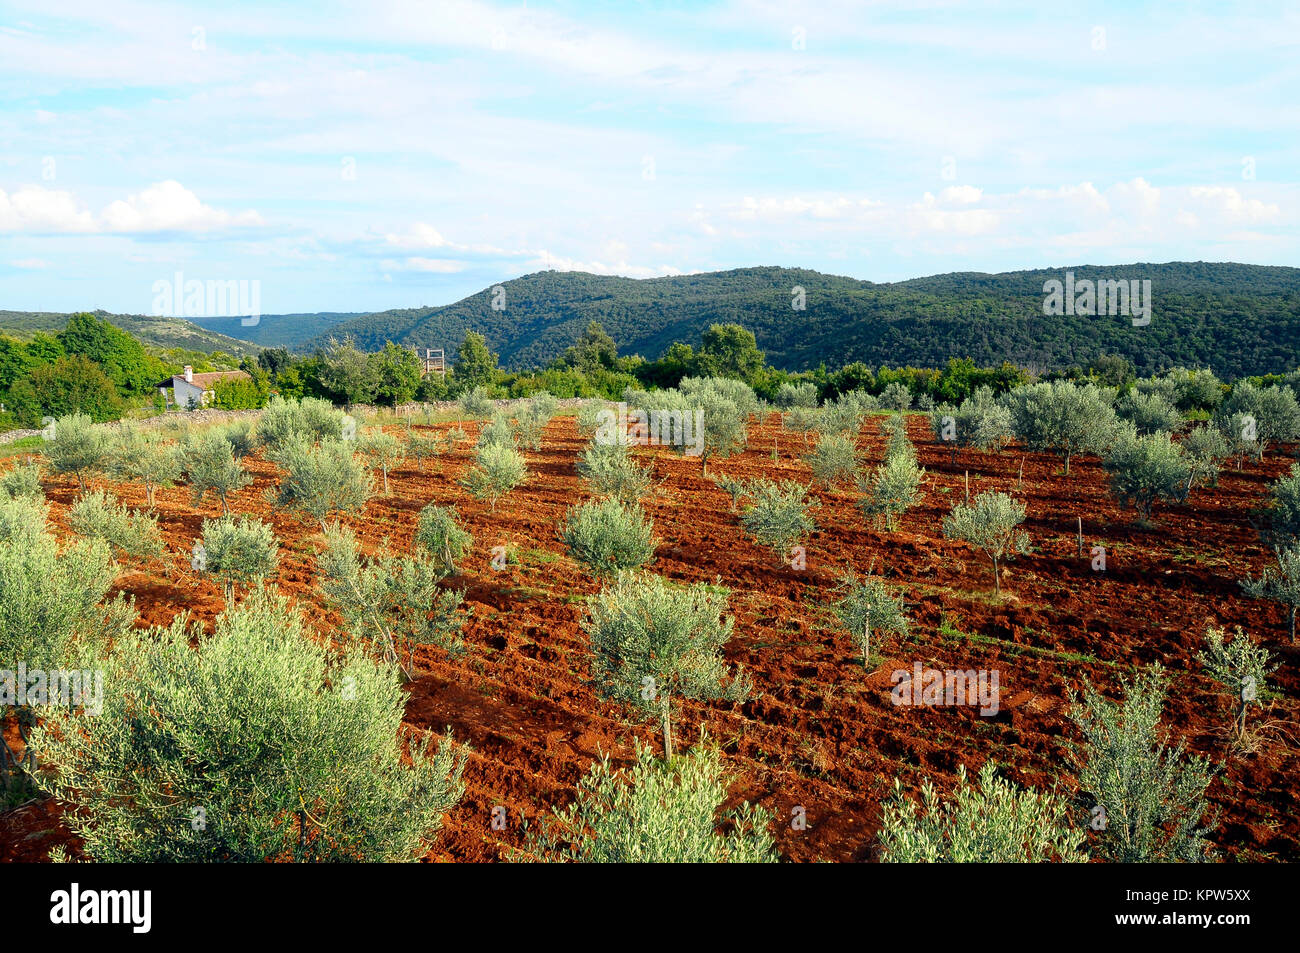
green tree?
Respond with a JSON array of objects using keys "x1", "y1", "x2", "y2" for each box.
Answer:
[
  {"x1": 694, "y1": 323, "x2": 765, "y2": 383},
  {"x1": 1240, "y1": 544, "x2": 1300, "y2": 642},
  {"x1": 58, "y1": 312, "x2": 155, "y2": 395},
  {"x1": 1198, "y1": 627, "x2": 1277, "y2": 740},
  {"x1": 371, "y1": 341, "x2": 423, "y2": 406},
  {"x1": 561, "y1": 498, "x2": 658, "y2": 577},
  {"x1": 942, "y1": 491, "x2": 1031, "y2": 597},
  {"x1": 198, "y1": 515, "x2": 280, "y2": 605},
  {"x1": 452, "y1": 331, "x2": 498, "y2": 394},
  {"x1": 826, "y1": 571, "x2": 908, "y2": 666},
  {"x1": 563, "y1": 321, "x2": 619, "y2": 374},
  {"x1": 45, "y1": 412, "x2": 109, "y2": 491},
  {"x1": 414, "y1": 504, "x2": 472, "y2": 574},
  {"x1": 184, "y1": 429, "x2": 252, "y2": 515},
  {"x1": 269, "y1": 435, "x2": 373, "y2": 530},
  {"x1": 1102, "y1": 430, "x2": 1191, "y2": 524},
  {"x1": 108, "y1": 423, "x2": 183, "y2": 507},
  {"x1": 1003, "y1": 380, "x2": 1120, "y2": 475},
  {"x1": 460, "y1": 441, "x2": 526, "y2": 512},
  {"x1": 739, "y1": 479, "x2": 819, "y2": 565},
  {"x1": 7, "y1": 355, "x2": 124, "y2": 425}
]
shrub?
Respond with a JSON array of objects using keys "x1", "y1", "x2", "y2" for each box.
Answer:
[
  {"x1": 879, "y1": 762, "x2": 1086, "y2": 863},
  {"x1": 879, "y1": 381, "x2": 913, "y2": 412},
  {"x1": 1069, "y1": 666, "x2": 1216, "y2": 863},
  {"x1": 459, "y1": 385, "x2": 494, "y2": 418},
  {"x1": 561, "y1": 498, "x2": 657, "y2": 577},
  {"x1": 269, "y1": 435, "x2": 373, "y2": 529},
  {"x1": 1240, "y1": 544, "x2": 1300, "y2": 642},
  {"x1": 1002, "y1": 381, "x2": 1120, "y2": 475},
  {"x1": 184, "y1": 429, "x2": 252, "y2": 515},
  {"x1": 198, "y1": 515, "x2": 279, "y2": 605},
  {"x1": 819, "y1": 391, "x2": 867, "y2": 437},
  {"x1": 318, "y1": 523, "x2": 467, "y2": 677},
  {"x1": 1259, "y1": 463, "x2": 1300, "y2": 549},
  {"x1": 442, "y1": 426, "x2": 467, "y2": 452},
  {"x1": 30, "y1": 589, "x2": 466, "y2": 861},
  {"x1": 740, "y1": 479, "x2": 819, "y2": 564},
  {"x1": 1116, "y1": 390, "x2": 1184, "y2": 436},
  {"x1": 582, "y1": 572, "x2": 748, "y2": 757},
  {"x1": 523, "y1": 740, "x2": 776, "y2": 863},
  {"x1": 857, "y1": 451, "x2": 926, "y2": 531},
  {"x1": 1102, "y1": 430, "x2": 1191, "y2": 524},
  {"x1": 576, "y1": 401, "x2": 609, "y2": 435},
  {"x1": 68, "y1": 490, "x2": 165, "y2": 561},
  {"x1": 476, "y1": 412, "x2": 516, "y2": 450},
  {"x1": 358, "y1": 428, "x2": 406, "y2": 495},
  {"x1": 460, "y1": 441, "x2": 527, "y2": 512},
  {"x1": 711, "y1": 473, "x2": 753, "y2": 513},
  {"x1": 826, "y1": 571, "x2": 907, "y2": 666},
  {"x1": 1182, "y1": 425, "x2": 1230, "y2": 494},
  {"x1": 214, "y1": 419, "x2": 258, "y2": 459},
  {"x1": 107, "y1": 424, "x2": 182, "y2": 506},
  {"x1": 693, "y1": 390, "x2": 746, "y2": 474},
  {"x1": 1198, "y1": 627, "x2": 1277, "y2": 740},
  {"x1": 406, "y1": 429, "x2": 443, "y2": 470},
  {"x1": 45, "y1": 412, "x2": 108, "y2": 491},
  {"x1": 805, "y1": 432, "x2": 858, "y2": 487},
  {"x1": 577, "y1": 440, "x2": 653, "y2": 504},
  {"x1": 514, "y1": 392, "x2": 558, "y2": 451},
  {"x1": 942, "y1": 491, "x2": 1031, "y2": 597},
  {"x1": 258, "y1": 395, "x2": 345, "y2": 451},
  {"x1": 414, "y1": 504, "x2": 472, "y2": 574},
  {"x1": 0, "y1": 461, "x2": 43, "y2": 501},
  {"x1": 1214, "y1": 381, "x2": 1300, "y2": 461},
  {"x1": 775, "y1": 381, "x2": 819, "y2": 409}
]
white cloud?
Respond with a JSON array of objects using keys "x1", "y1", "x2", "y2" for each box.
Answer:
[{"x1": 0, "y1": 180, "x2": 262, "y2": 234}]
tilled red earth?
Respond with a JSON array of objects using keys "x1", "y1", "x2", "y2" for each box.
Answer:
[{"x1": 2, "y1": 413, "x2": 1297, "y2": 862}]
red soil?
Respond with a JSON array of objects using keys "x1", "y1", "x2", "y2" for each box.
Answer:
[{"x1": 2, "y1": 413, "x2": 1297, "y2": 862}]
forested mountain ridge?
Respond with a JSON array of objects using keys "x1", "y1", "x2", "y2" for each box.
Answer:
[{"x1": 315, "y1": 262, "x2": 1300, "y2": 379}]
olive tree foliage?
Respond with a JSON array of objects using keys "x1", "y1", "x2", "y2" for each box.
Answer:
[
  {"x1": 1240, "y1": 544, "x2": 1300, "y2": 642},
  {"x1": 1259, "y1": 463, "x2": 1300, "y2": 550},
  {"x1": 1101, "y1": 430, "x2": 1191, "y2": 524},
  {"x1": 739, "y1": 479, "x2": 819, "y2": 564},
  {"x1": 1138, "y1": 367, "x2": 1224, "y2": 413},
  {"x1": 775, "y1": 380, "x2": 819, "y2": 409},
  {"x1": 318, "y1": 522, "x2": 467, "y2": 678},
  {"x1": 942, "y1": 491, "x2": 1030, "y2": 597},
  {"x1": 1115, "y1": 390, "x2": 1185, "y2": 436},
  {"x1": 68, "y1": 489, "x2": 166, "y2": 561},
  {"x1": 782, "y1": 405, "x2": 823, "y2": 448},
  {"x1": 1213, "y1": 381, "x2": 1300, "y2": 462},
  {"x1": 458, "y1": 385, "x2": 495, "y2": 418},
  {"x1": 45, "y1": 412, "x2": 108, "y2": 491},
  {"x1": 819, "y1": 391, "x2": 870, "y2": 437},
  {"x1": 878, "y1": 381, "x2": 912, "y2": 412},
  {"x1": 826, "y1": 571, "x2": 908, "y2": 666},
  {"x1": 1001, "y1": 380, "x2": 1121, "y2": 475},
  {"x1": 214, "y1": 419, "x2": 258, "y2": 460},
  {"x1": 1182, "y1": 425, "x2": 1230, "y2": 494},
  {"x1": 31, "y1": 589, "x2": 467, "y2": 862},
  {"x1": 858, "y1": 423, "x2": 925, "y2": 531},
  {"x1": 582, "y1": 572, "x2": 750, "y2": 759},
  {"x1": 522, "y1": 741, "x2": 776, "y2": 863},
  {"x1": 358, "y1": 427, "x2": 406, "y2": 495},
  {"x1": 184, "y1": 428, "x2": 252, "y2": 515},
  {"x1": 514, "y1": 392, "x2": 558, "y2": 451},
  {"x1": 1197, "y1": 627, "x2": 1278, "y2": 739},
  {"x1": 578, "y1": 439, "x2": 654, "y2": 504},
  {"x1": 0, "y1": 496, "x2": 133, "y2": 801},
  {"x1": 1069, "y1": 666, "x2": 1216, "y2": 863},
  {"x1": 107, "y1": 423, "x2": 183, "y2": 506},
  {"x1": 805, "y1": 431, "x2": 858, "y2": 487},
  {"x1": 460, "y1": 440, "x2": 527, "y2": 512},
  {"x1": 0, "y1": 461, "x2": 43, "y2": 501},
  {"x1": 710, "y1": 472, "x2": 754, "y2": 513},
  {"x1": 198, "y1": 515, "x2": 279, "y2": 605},
  {"x1": 560, "y1": 498, "x2": 658, "y2": 577},
  {"x1": 257, "y1": 394, "x2": 346, "y2": 451},
  {"x1": 268, "y1": 435, "x2": 373, "y2": 530},
  {"x1": 929, "y1": 386, "x2": 1013, "y2": 462},
  {"x1": 414, "y1": 503, "x2": 472, "y2": 574},
  {"x1": 879, "y1": 762, "x2": 1087, "y2": 863},
  {"x1": 476, "y1": 412, "x2": 517, "y2": 450}
]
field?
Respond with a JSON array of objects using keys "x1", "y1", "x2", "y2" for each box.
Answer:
[{"x1": 2, "y1": 410, "x2": 1297, "y2": 862}]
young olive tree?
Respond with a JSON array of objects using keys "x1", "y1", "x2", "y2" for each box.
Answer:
[
  {"x1": 578, "y1": 440, "x2": 653, "y2": 504},
  {"x1": 257, "y1": 394, "x2": 346, "y2": 451},
  {"x1": 0, "y1": 461, "x2": 43, "y2": 501},
  {"x1": 1197, "y1": 627, "x2": 1277, "y2": 740},
  {"x1": 805, "y1": 432, "x2": 858, "y2": 487},
  {"x1": 826, "y1": 571, "x2": 908, "y2": 666},
  {"x1": 1116, "y1": 390, "x2": 1185, "y2": 436},
  {"x1": 45, "y1": 412, "x2": 108, "y2": 491},
  {"x1": 31, "y1": 589, "x2": 466, "y2": 861},
  {"x1": 1182, "y1": 425, "x2": 1230, "y2": 495},
  {"x1": 68, "y1": 489, "x2": 166, "y2": 562},
  {"x1": 107, "y1": 424, "x2": 183, "y2": 507},
  {"x1": 1259, "y1": 463, "x2": 1300, "y2": 550},
  {"x1": 358, "y1": 428, "x2": 406, "y2": 495},
  {"x1": 739, "y1": 479, "x2": 819, "y2": 566},
  {"x1": 1102, "y1": 430, "x2": 1191, "y2": 524},
  {"x1": 857, "y1": 451, "x2": 926, "y2": 532},
  {"x1": 460, "y1": 441, "x2": 527, "y2": 512},
  {"x1": 184, "y1": 429, "x2": 252, "y2": 515},
  {"x1": 269, "y1": 435, "x2": 373, "y2": 530},
  {"x1": 197, "y1": 515, "x2": 280, "y2": 606},
  {"x1": 879, "y1": 762, "x2": 1086, "y2": 862},
  {"x1": 1240, "y1": 544, "x2": 1300, "y2": 642},
  {"x1": 560, "y1": 498, "x2": 658, "y2": 577},
  {"x1": 582, "y1": 572, "x2": 750, "y2": 759},
  {"x1": 1002, "y1": 380, "x2": 1120, "y2": 475},
  {"x1": 711, "y1": 473, "x2": 753, "y2": 513},
  {"x1": 414, "y1": 503, "x2": 472, "y2": 574},
  {"x1": 514, "y1": 392, "x2": 558, "y2": 451},
  {"x1": 942, "y1": 491, "x2": 1031, "y2": 597}
]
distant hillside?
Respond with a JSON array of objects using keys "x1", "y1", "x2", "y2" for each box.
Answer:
[
  {"x1": 0, "y1": 309, "x2": 259, "y2": 356},
  {"x1": 188, "y1": 311, "x2": 363, "y2": 350},
  {"x1": 315, "y1": 262, "x2": 1300, "y2": 379}
]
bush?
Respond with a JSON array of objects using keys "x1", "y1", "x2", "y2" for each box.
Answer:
[
  {"x1": 414, "y1": 504, "x2": 472, "y2": 574},
  {"x1": 514, "y1": 392, "x2": 558, "y2": 451},
  {"x1": 819, "y1": 391, "x2": 867, "y2": 437},
  {"x1": 775, "y1": 381, "x2": 819, "y2": 409},
  {"x1": 740, "y1": 479, "x2": 819, "y2": 564},
  {"x1": 582, "y1": 572, "x2": 748, "y2": 757},
  {"x1": 358, "y1": 428, "x2": 406, "y2": 495},
  {"x1": 1102, "y1": 430, "x2": 1191, "y2": 524},
  {"x1": 1069, "y1": 666, "x2": 1216, "y2": 862},
  {"x1": 826, "y1": 571, "x2": 907, "y2": 666},
  {"x1": 711, "y1": 472, "x2": 753, "y2": 513},
  {"x1": 941, "y1": 491, "x2": 1031, "y2": 597},
  {"x1": 0, "y1": 461, "x2": 43, "y2": 501},
  {"x1": 1182, "y1": 425, "x2": 1230, "y2": 493},
  {"x1": 459, "y1": 385, "x2": 494, "y2": 418},
  {"x1": 45, "y1": 412, "x2": 108, "y2": 491},
  {"x1": 576, "y1": 401, "x2": 609, "y2": 435},
  {"x1": 269, "y1": 435, "x2": 373, "y2": 529},
  {"x1": 460, "y1": 441, "x2": 527, "y2": 512},
  {"x1": 1259, "y1": 463, "x2": 1300, "y2": 549},
  {"x1": 782, "y1": 405, "x2": 823, "y2": 447},
  {"x1": 858, "y1": 451, "x2": 926, "y2": 531},
  {"x1": 1198, "y1": 627, "x2": 1277, "y2": 739},
  {"x1": 198, "y1": 515, "x2": 279, "y2": 605},
  {"x1": 1240, "y1": 544, "x2": 1300, "y2": 642},
  {"x1": 577, "y1": 440, "x2": 653, "y2": 504},
  {"x1": 805, "y1": 432, "x2": 858, "y2": 487},
  {"x1": 406, "y1": 429, "x2": 442, "y2": 470},
  {"x1": 214, "y1": 419, "x2": 258, "y2": 459},
  {"x1": 879, "y1": 762, "x2": 1086, "y2": 863},
  {"x1": 318, "y1": 523, "x2": 467, "y2": 677},
  {"x1": 258, "y1": 395, "x2": 345, "y2": 451},
  {"x1": 561, "y1": 498, "x2": 657, "y2": 577},
  {"x1": 476, "y1": 413, "x2": 516, "y2": 450},
  {"x1": 1116, "y1": 390, "x2": 1184, "y2": 436},
  {"x1": 30, "y1": 589, "x2": 466, "y2": 861},
  {"x1": 523, "y1": 740, "x2": 776, "y2": 863},
  {"x1": 107, "y1": 423, "x2": 182, "y2": 507},
  {"x1": 1213, "y1": 381, "x2": 1300, "y2": 461},
  {"x1": 879, "y1": 381, "x2": 913, "y2": 412},
  {"x1": 184, "y1": 429, "x2": 252, "y2": 515},
  {"x1": 68, "y1": 490, "x2": 165, "y2": 561},
  {"x1": 1002, "y1": 381, "x2": 1120, "y2": 475}
]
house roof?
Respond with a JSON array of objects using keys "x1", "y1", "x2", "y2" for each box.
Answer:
[{"x1": 171, "y1": 369, "x2": 252, "y2": 389}]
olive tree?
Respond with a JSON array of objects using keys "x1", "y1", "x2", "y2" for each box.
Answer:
[
  {"x1": 805, "y1": 432, "x2": 858, "y2": 487},
  {"x1": 578, "y1": 440, "x2": 653, "y2": 504},
  {"x1": 460, "y1": 441, "x2": 527, "y2": 512},
  {"x1": 269, "y1": 435, "x2": 373, "y2": 530},
  {"x1": 358, "y1": 428, "x2": 406, "y2": 495},
  {"x1": 740, "y1": 479, "x2": 819, "y2": 565},
  {"x1": 1240, "y1": 544, "x2": 1300, "y2": 642},
  {"x1": 1002, "y1": 380, "x2": 1120, "y2": 475},
  {"x1": 561, "y1": 498, "x2": 658, "y2": 577},
  {"x1": 414, "y1": 504, "x2": 472, "y2": 574},
  {"x1": 197, "y1": 515, "x2": 280, "y2": 605},
  {"x1": 45, "y1": 412, "x2": 108, "y2": 491},
  {"x1": 68, "y1": 489, "x2": 165, "y2": 562},
  {"x1": 1198, "y1": 627, "x2": 1277, "y2": 740},
  {"x1": 184, "y1": 429, "x2": 252, "y2": 515},
  {"x1": 942, "y1": 491, "x2": 1030, "y2": 597},
  {"x1": 107, "y1": 424, "x2": 183, "y2": 507},
  {"x1": 1102, "y1": 430, "x2": 1191, "y2": 524},
  {"x1": 826, "y1": 571, "x2": 908, "y2": 666}
]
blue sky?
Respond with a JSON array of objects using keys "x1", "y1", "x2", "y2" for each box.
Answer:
[{"x1": 1, "y1": 0, "x2": 1297, "y2": 317}]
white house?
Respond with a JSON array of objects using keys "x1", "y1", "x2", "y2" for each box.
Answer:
[{"x1": 161, "y1": 366, "x2": 252, "y2": 409}]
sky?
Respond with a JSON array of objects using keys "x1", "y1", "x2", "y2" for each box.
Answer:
[{"x1": 0, "y1": 0, "x2": 1297, "y2": 317}]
